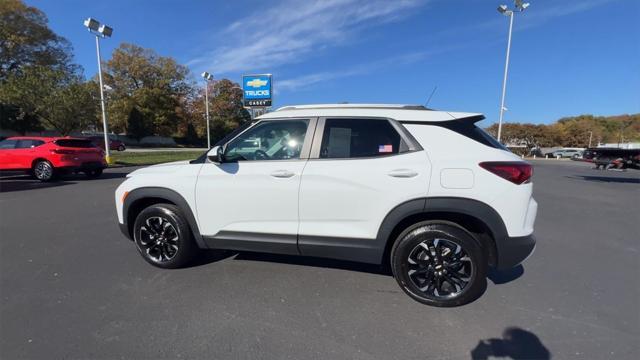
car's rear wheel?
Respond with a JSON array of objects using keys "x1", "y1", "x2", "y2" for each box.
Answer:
[
  {"x1": 117, "y1": 145, "x2": 125, "y2": 151},
  {"x1": 133, "y1": 204, "x2": 198, "y2": 269},
  {"x1": 84, "y1": 168, "x2": 103, "y2": 179},
  {"x1": 391, "y1": 221, "x2": 487, "y2": 307},
  {"x1": 33, "y1": 160, "x2": 55, "y2": 182}
]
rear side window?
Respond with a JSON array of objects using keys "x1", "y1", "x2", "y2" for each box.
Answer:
[
  {"x1": 16, "y1": 139, "x2": 45, "y2": 148},
  {"x1": 0, "y1": 139, "x2": 18, "y2": 149},
  {"x1": 320, "y1": 118, "x2": 406, "y2": 159},
  {"x1": 54, "y1": 139, "x2": 95, "y2": 148},
  {"x1": 434, "y1": 120, "x2": 508, "y2": 150}
]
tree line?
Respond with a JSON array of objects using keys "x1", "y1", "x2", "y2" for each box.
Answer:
[
  {"x1": 485, "y1": 114, "x2": 640, "y2": 149},
  {"x1": 0, "y1": 0, "x2": 250, "y2": 144}
]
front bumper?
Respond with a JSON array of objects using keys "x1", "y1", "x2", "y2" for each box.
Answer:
[
  {"x1": 496, "y1": 234, "x2": 536, "y2": 270},
  {"x1": 118, "y1": 222, "x2": 131, "y2": 240}
]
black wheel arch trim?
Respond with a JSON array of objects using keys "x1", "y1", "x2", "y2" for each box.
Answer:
[
  {"x1": 376, "y1": 197, "x2": 512, "y2": 268},
  {"x1": 120, "y1": 187, "x2": 206, "y2": 249}
]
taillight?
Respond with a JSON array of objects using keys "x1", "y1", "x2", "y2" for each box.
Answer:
[
  {"x1": 479, "y1": 162, "x2": 532, "y2": 185},
  {"x1": 51, "y1": 149, "x2": 75, "y2": 155}
]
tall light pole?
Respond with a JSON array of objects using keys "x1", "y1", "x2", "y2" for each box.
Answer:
[
  {"x1": 83, "y1": 18, "x2": 113, "y2": 163},
  {"x1": 201, "y1": 72, "x2": 213, "y2": 148},
  {"x1": 496, "y1": 1, "x2": 530, "y2": 142}
]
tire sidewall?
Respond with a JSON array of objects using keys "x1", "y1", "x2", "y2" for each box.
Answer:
[
  {"x1": 391, "y1": 221, "x2": 487, "y2": 307},
  {"x1": 133, "y1": 204, "x2": 195, "y2": 269}
]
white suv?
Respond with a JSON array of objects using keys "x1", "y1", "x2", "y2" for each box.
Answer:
[{"x1": 115, "y1": 104, "x2": 537, "y2": 307}]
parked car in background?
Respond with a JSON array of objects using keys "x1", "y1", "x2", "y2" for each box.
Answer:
[
  {"x1": 545, "y1": 148, "x2": 583, "y2": 159},
  {"x1": 584, "y1": 148, "x2": 640, "y2": 170},
  {"x1": 86, "y1": 136, "x2": 126, "y2": 151},
  {"x1": 0, "y1": 137, "x2": 106, "y2": 181}
]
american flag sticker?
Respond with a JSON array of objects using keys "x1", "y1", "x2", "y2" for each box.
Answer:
[{"x1": 379, "y1": 144, "x2": 393, "y2": 153}]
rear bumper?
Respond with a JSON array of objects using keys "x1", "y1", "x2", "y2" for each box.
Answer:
[{"x1": 496, "y1": 234, "x2": 536, "y2": 270}]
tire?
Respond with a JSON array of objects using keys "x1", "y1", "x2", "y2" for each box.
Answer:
[
  {"x1": 390, "y1": 221, "x2": 487, "y2": 307},
  {"x1": 33, "y1": 160, "x2": 55, "y2": 182},
  {"x1": 84, "y1": 168, "x2": 103, "y2": 179},
  {"x1": 133, "y1": 203, "x2": 198, "y2": 269},
  {"x1": 117, "y1": 145, "x2": 125, "y2": 151}
]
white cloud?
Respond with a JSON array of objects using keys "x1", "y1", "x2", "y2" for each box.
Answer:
[{"x1": 189, "y1": 0, "x2": 428, "y2": 74}]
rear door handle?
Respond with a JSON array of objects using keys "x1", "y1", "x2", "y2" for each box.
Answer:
[
  {"x1": 270, "y1": 170, "x2": 295, "y2": 178},
  {"x1": 388, "y1": 169, "x2": 418, "y2": 178}
]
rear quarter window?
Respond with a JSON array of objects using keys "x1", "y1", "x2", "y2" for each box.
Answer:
[
  {"x1": 435, "y1": 120, "x2": 508, "y2": 150},
  {"x1": 54, "y1": 139, "x2": 95, "y2": 148}
]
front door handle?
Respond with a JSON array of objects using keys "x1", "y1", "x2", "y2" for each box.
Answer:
[
  {"x1": 388, "y1": 169, "x2": 418, "y2": 178},
  {"x1": 270, "y1": 170, "x2": 295, "y2": 178}
]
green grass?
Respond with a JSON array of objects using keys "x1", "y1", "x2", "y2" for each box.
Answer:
[{"x1": 110, "y1": 151, "x2": 204, "y2": 166}]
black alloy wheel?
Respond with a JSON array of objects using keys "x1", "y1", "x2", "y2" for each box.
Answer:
[
  {"x1": 133, "y1": 204, "x2": 198, "y2": 269},
  {"x1": 391, "y1": 221, "x2": 487, "y2": 307}
]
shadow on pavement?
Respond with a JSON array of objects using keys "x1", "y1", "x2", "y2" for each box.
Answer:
[
  {"x1": 231, "y1": 251, "x2": 391, "y2": 276},
  {"x1": 0, "y1": 171, "x2": 129, "y2": 193},
  {"x1": 567, "y1": 175, "x2": 640, "y2": 184},
  {"x1": 0, "y1": 176, "x2": 75, "y2": 193},
  {"x1": 488, "y1": 265, "x2": 524, "y2": 285},
  {"x1": 471, "y1": 327, "x2": 550, "y2": 360}
]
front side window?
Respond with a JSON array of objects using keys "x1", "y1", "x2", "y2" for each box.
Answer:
[
  {"x1": 16, "y1": 139, "x2": 44, "y2": 148},
  {"x1": 224, "y1": 119, "x2": 309, "y2": 161},
  {"x1": 320, "y1": 118, "x2": 404, "y2": 159}
]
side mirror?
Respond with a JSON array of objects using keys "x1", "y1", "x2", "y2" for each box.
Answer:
[{"x1": 207, "y1": 146, "x2": 225, "y2": 163}]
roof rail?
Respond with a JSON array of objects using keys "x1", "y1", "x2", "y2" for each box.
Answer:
[{"x1": 274, "y1": 104, "x2": 433, "y2": 111}]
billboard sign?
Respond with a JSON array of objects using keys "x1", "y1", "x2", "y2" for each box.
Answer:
[{"x1": 242, "y1": 74, "x2": 272, "y2": 107}]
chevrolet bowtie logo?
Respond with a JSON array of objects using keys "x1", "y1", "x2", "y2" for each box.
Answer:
[{"x1": 246, "y1": 78, "x2": 268, "y2": 88}]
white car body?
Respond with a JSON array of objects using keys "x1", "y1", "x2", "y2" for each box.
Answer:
[{"x1": 116, "y1": 104, "x2": 536, "y2": 269}]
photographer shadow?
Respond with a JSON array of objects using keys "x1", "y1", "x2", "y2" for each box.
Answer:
[{"x1": 471, "y1": 327, "x2": 550, "y2": 360}]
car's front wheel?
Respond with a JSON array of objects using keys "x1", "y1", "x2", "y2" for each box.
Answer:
[
  {"x1": 391, "y1": 221, "x2": 487, "y2": 307},
  {"x1": 33, "y1": 160, "x2": 55, "y2": 182},
  {"x1": 133, "y1": 204, "x2": 198, "y2": 269}
]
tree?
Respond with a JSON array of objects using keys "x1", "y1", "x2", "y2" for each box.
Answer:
[
  {"x1": 0, "y1": 66, "x2": 98, "y2": 135},
  {"x1": 103, "y1": 43, "x2": 193, "y2": 136},
  {"x1": 0, "y1": 0, "x2": 75, "y2": 81},
  {"x1": 177, "y1": 78, "x2": 250, "y2": 144},
  {"x1": 126, "y1": 107, "x2": 149, "y2": 141},
  {"x1": 206, "y1": 79, "x2": 251, "y2": 142},
  {"x1": 0, "y1": 0, "x2": 88, "y2": 134}
]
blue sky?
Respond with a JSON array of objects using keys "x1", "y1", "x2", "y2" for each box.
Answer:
[{"x1": 28, "y1": 0, "x2": 640, "y2": 125}]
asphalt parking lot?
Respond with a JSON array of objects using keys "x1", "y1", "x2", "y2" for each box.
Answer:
[{"x1": 1, "y1": 160, "x2": 638, "y2": 359}]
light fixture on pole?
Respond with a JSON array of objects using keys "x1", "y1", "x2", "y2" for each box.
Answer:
[
  {"x1": 201, "y1": 72, "x2": 214, "y2": 149},
  {"x1": 83, "y1": 17, "x2": 114, "y2": 163},
  {"x1": 496, "y1": 1, "x2": 530, "y2": 143}
]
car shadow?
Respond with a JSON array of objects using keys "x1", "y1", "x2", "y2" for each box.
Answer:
[
  {"x1": 566, "y1": 175, "x2": 640, "y2": 184},
  {"x1": 0, "y1": 175, "x2": 76, "y2": 193},
  {"x1": 470, "y1": 327, "x2": 550, "y2": 359},
  {"x1": 83, "y1": 171, "x2": 130, "y2": 180},
  {"x1": 488, "y1": 265, "x2": 524, "y2": 285},
  {"x1": 228, "y1": 251, "x2": 391, "y2": 276}
]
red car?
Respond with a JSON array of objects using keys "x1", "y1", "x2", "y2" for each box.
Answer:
[
  {"x1": 0, "y1": 137, "x2": 107, "y2": 181},
  {"x1": 86, "y1": 136, "x2": 126, "y2": 151}
]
